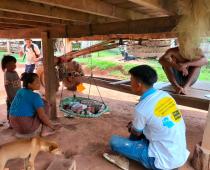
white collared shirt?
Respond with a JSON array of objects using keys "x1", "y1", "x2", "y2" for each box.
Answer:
[
  {"x1": 133, "y1": 90, "x2": 190, "y2": 169},
  {"x1": 22, "y1": 43, "x2": 40, "y2": 65}
]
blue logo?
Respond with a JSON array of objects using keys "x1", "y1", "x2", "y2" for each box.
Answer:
[{"x1": 162, "y1": 117, "x2": 174, "y2": 128}]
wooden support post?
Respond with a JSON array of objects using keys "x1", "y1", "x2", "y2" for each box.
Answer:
[
  {"x1": 192, "y1": 102, "x2": 210, "y2": 170},
  {"x1": 63, "y1": 38, "x2": 72, "y2": 53},
  {"x1": 202, "y1": 102, "x2": 210, "y2": 149},
  {"x1": 41, "y1": 32, "x2": 57, "y2": 120},
  {"x1": 6, "y1": 39, "x2": 11, "y2": 53}
]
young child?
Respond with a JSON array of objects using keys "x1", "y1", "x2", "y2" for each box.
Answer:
[{"x1": 1, "y1": 55, "x2": 21, "y2": 123}]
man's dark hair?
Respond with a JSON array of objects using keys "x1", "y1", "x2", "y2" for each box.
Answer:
[
  {"x1": 129, "y1": 65, "x2": 157, "y2": 86},
  {"x1": 1, "y1": 55, "x2": 17, "y2": 71}
]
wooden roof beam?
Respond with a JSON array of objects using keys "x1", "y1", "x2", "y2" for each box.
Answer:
[
  {"x1": 0, "y1": 18, "x2": 52, "y2": 27},
  {"x1": 128, "y1": 0, "x2": 176, "y2": 16},
  {"x1": 0, "y1": 27, "x2": 66, "y2": 39},
  {"x1": 0, "y1": 0, "x2": 112, "y2": 24},
  {"x1": 28, "y1": 0, "x2": 147, "y2": 20},
  {"x1": 69, "y1": 33, "x2": 177, "y2": 41},
  {"x1": 0, "y1": 16, "x2": 178, "y2": 38},
  {"x1": 0, "y1": 24, "x2": 33, "y2": 29},
  {"x1": 68, "y1": 16, "x2": 178, "y2": 38},
  {"x1": 0, "y1": 10, "x2": 73, "y2": 25}
]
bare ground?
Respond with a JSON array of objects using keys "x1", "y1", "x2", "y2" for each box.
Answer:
[{"x1": 0, "y1": 63, "x2": 208, "y2": 170}]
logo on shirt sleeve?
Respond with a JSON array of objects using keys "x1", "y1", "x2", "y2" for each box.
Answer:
[{"x1": 154, "y1": 97, "x2": 182, "y2": 128}]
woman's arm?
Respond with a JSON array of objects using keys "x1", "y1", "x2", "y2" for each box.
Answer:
[{"x1": 36, "y1": 107, "x2": 55, "y2": 130}]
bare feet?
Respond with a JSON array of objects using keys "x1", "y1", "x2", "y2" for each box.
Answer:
[
  {"x1": 41, "y1": 125, "x2": 57, "y2": 137},
  {"x1": 2, "y1": 121, "x2": 13, "y2": 129},
  {"x1": 52, "y1": 122, "x2": 62, "y2": 130},
  {"x1": 174, "y1": 86, "x2": 186, "y2": 95},
  {"x1": 41, "y1": 122, "x2": 62, "y2": 137},
  {"x1": 41, "y1": 129, "x2": 56, "y2": 137}
]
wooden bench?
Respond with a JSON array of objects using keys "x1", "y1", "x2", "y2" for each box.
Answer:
[
  {"x1": 82, "y1": 77, "x2": 210, "y2": 111},
  {"x1": 154, "y1": 81, "x2": 210, "y2": 111}
]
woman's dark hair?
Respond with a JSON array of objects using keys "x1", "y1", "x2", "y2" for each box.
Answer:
[
  {"x1": 129, "y1": 65, "x2": 157, "y2": 87},
  {"x1": 1, "y1": 55, "x2": 17, "y2": 71},
  {"x1": 21, "y1": 72, "x2": 38, "y2": 88}
]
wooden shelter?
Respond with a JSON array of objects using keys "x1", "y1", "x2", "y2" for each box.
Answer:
[
  {"x1": 0, "y1": 1, "x2": 209, "y2": 169},
  {"x1": 0, "y1": 0, "x2": 180, "y2": 117}
]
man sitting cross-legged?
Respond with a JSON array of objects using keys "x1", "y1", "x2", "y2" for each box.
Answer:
[{"x1": 104, "y1": 65, "x2": 190, "y2": 170}]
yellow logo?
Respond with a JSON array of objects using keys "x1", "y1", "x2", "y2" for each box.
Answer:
[{"x1": 154, "y1": 97, "x2": 182, "y2": 123}]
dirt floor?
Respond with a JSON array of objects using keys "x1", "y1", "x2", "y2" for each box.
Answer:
[{"x1": 0, "y1": 63, "x2": 208, "y2": 170}]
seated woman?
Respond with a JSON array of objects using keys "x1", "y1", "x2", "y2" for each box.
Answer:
[{"x1": 9, "y1": 72, "x2": 57, "y2": 137}]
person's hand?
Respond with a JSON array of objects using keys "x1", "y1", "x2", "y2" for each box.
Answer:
[
  {"x1": 178, "y1": 63, "x2": 189, "y2": 76},
  {"x1": 51, "y1": 125, "x2": 59, "y2": 131},
  {"x1": 51, "y1": 122, "x2": 62, "y2": 130},
  {"x1": 174, "y1": 86, "x2": 186, "y2": 95},
  {"x1": 126, "y1": 121, "x2": 132, "y2": 132},
  {"x1": 182, "y1": 69, "x2": 188, "y2": 76},
  {"x1": 34, "y1": 57, "x2": 40, "y2": 63},
  {"x1": 19, "y1": 51, "x2": 24, "y2": 57}
]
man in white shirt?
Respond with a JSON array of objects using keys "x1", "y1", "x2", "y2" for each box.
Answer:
[
  {"x1": 19, "y1": 38, "x2": 41, "y2": 73},
  {"x1": 104, "y1": 65, "x2": 189, "y2": 170}
]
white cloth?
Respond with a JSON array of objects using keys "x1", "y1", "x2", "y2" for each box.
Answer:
[
  {"x1": 133, "y1": 90, "x2": 190, "y2": 169},
  {"x1": 22, "y1": 43, "x2": 40, "y2": 65}
]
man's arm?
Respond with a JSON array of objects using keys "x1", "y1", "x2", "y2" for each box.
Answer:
[
  {"x1": 178, "y1": 56, "x2": 208, "y2": 76},
  {"x1": 184, "y1": 56, "x2": 208, "y2": 67},
  {"x1": 127, "y1": 121, "x2": 143, "y2": 136},
  {"x1": 19, "y1": 45, "x2": 24, "y2": 57},
  {"x1": 32, "y1": 44, "x2": 41, "y2": 62},
  {"x1": 130, "y1": 125, "x2": 143, "y2": 137},
  {"x1": 34, "y1": 44, "x2": 41, "y2": 56},
  {"x1": 128, "y1": 110, "x2": 147, "y2": 138},
  {"x1": 159, "y1": 48, "x2": 180, "y2": 70}
]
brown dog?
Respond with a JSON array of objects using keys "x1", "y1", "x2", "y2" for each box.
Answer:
[{"x1": 0, "y1": 137, "x2": 61, "y2": 170}]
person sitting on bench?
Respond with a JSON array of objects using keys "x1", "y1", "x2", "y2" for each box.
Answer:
[{"x1": 159, "y1": 47, "x2": 208, "y2": 94}]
